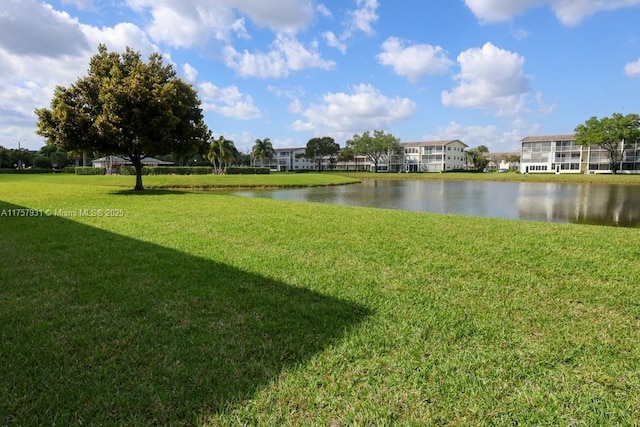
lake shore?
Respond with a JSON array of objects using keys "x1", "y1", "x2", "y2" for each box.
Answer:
[{"x1": 331, "y1": 170, "x2": 640, "y2": 185}]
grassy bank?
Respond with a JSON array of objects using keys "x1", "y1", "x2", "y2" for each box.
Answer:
[
  {"x1": 0, "y1": 172, "x2": 360, "y2": 190},
  {"x1": 1, "y1": 176, "x2": 639, "y2": 425},
  {"x1": 336, "y1": 170, "x2": 640, "y2": 185}
]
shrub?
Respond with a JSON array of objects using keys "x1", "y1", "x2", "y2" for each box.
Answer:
[
  {"x1": 0, "y1": 168, "x2": 54, "y2": 174},
  {"x1": 63, "y1": 167, "x2": 76, "y2": 174},
  {"x1": 225, "y1": 167, "x2": 270, "y2": 175},
  {"x1": 117, "y1": 166, "x2": 210, "y2": 175},
  {"x1": 118, "y1": 166, "x2": 149, "y2": 175},
  {"x1": 75, "y1": 167, "x2": 106, "y2": 175},
  {"x1": 33, "y1": 155, "x2": 53, "y2": 169},
  {"x1": 149, "y1": 166, "x2": 210, "y2": 175}
]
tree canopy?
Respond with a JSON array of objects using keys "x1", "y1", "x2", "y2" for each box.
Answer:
[
  {"x1": 465, "y1": 146, "x2": 490, "y2": 171},
  {"x1": 575, "y1": 113, "x2": 640, "y2": 174},
  {"x1": 345, "y1": 130, "x2": 401, "y2": 172},
  {"x1": 35, "y1": 44, "x2": 209, "y2": 190},
  {"x1": 252, "y1": 138, "x2": 274, "y2": 167},
  {"x1": 304, "y1": 137, "x2": 339, "y2": 171}
]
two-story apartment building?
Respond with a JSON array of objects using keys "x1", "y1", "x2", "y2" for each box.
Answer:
[
  {"x1": 520, "y1": 134, "x2": 640, "y2": 174},
  {"x1": 265, "y1": 148, "x2": 315, "y2": 171},
  {"x1": 398, "y1": 140, "x2": 468, "y2": 172}
]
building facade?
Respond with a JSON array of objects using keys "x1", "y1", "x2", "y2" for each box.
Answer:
[
  {"x1": 520, "y1": 134, "x2": 640, "y2": 174},
  {"x1": 397, "y1": 140, "x2": 468, "y2": 172},
  {"x1": 259, "y1": 140, "x2": 469, "y2": 172}
]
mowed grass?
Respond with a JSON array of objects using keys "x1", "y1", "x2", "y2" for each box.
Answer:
[
  {"x1": 1, "y1": 175, "x2": 639, "y2": 425},
  {"x1": 0, "y1": 172, "x2": 360, "y2": 190}
]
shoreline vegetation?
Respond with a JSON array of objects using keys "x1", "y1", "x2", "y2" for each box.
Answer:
[{"x1": 1, "y1": 174, "x2": 639, "y2": 425}]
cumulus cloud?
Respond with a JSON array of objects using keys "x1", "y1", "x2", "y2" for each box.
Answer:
[
  {"x1": 290, "y1": 83, "x2": 416, "y2": 137},
  {"x1": 464, "y1": 0, "x2": 640, "y2": 26},
  {"x1": 0, "y1": 0, "x2": 88, "y2": 56},
  {"x1": 126, "y1": 0, "x2": 315, "y2": 47},
  {"x1": 223, "y1": 34, "x2": 335, "y2": 78},
  {"x1": 377, "y1": 37, "x2": 453, "y2": 83},
  {"x1": 624, "y1": 58, "x2": 640, "y2": 77},
  {"x1": 199, "y1": 82, "x2": 261, "y2": 120},
  {"x1": 442, "y1": 42, "x2": 531, "y2": 116}
]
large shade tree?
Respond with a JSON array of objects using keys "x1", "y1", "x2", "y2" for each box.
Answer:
[
  {"x1": 35, "y1": 45, "x2": 209, "y2": 190},
  {"x1": 575, "y1": 113, "x2": 640, "y2": 174},
  {"x1": 345, "y1": 130, "x2": 401, "y2": 173},
  {"x1": 304, "y1": 137, "x2": 339, "y2": 171}
]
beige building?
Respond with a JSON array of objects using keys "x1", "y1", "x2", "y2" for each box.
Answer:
[{"x1": 520, "y1": 134, "x2": 640, "y2": 174}]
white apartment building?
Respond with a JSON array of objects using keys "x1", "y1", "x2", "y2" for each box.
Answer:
[
  {"x1": 520, "y1": 134, "x2": 640, "y2": 174},
  {"x1": 262, "y1": 139, "x2": 469, "y2": 172},
  {"x1": 399, "y1": 140, "x2": 468, "y2": 172},
  {"x1": 266, "y1": 147, "x2": 315, "y2": 171}
]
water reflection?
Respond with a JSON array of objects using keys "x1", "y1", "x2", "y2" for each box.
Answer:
[{"x1": 231, "y1": 180, "x2": 640, "y2": 227}]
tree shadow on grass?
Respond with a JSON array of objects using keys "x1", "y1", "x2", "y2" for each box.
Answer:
[{"x1": 0, "y1": 200, "x2": 370, "y2": 425}]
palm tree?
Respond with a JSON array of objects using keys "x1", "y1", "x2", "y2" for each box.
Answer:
[
  {"x1": 217, "y1": 137, "x2": 239, "y2": 171},
  {"x1": 252, "y1": 137, "x2": 274, "y2": 167},
  {"x1": 208, "y1": 136, "x2": 239, "y2": 173}
]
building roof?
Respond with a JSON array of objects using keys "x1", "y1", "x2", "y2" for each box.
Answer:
[
  {"x1": 274, "y1": 147, "x2": 305, "y2": 152},
  {"x1": 400, "y1": 139, "x2": 468, "y2": 148},
  {"x1": 91, "y1": 156, "x2": 174, "y2": 165},
  {"x1": 521, "y1": 134, "x2": 575, "y2": 143}
]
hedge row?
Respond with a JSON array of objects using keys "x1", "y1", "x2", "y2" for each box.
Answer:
[
  {"x1": 0, "y1": 168, "x2": 54, "y2": 174},
  {"x1": 117, "y1": 166, "x2": 211, "y2": 175},
  {"x1": 225, "y1": 167, "x2": 270, "y2": 175},
  {"x1": 75, "y1": 167, "x2": 106, "y2": 175}
]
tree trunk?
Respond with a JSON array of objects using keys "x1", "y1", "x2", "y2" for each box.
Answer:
[{"x1": 133, "y1": 159, "x2": 144, "y2": 191}]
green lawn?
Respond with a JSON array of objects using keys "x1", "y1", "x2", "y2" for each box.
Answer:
[
  {"x1": 1, "y1": 175, "x2": 639, "y2": 425},
  {"x1": 0, "y1": 172, "x2": 360, "y2": 190}
]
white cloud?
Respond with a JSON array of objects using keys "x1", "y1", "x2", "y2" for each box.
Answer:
[
  {"x1": 442, "y1": 42, "x2": 530, "y2": 116},
  {"x1": 348, "y1": 0, "x2": 379, "y2": 35},
  {"x1": 223, "y1": 34, "x2": 335, "y2": 78},
  {"x1": 427, "y1": 120, "x2": 540, "y2": 152},
  {"x1": 125, "y1": 0, "x2": 315, "y2": 47},
  {"x1": 199, "y1": 82, "x2": 261, "y2": 120},
  {"x1": 316, "y1": 4, "x2": 333, "y2": 18},
  {"x1": 464, "y1": 0, "x2": 640, "y2": 26},
  {"x1": 0, "y1": 0, "x2": 88, "y2": 56},
  {"x1": 322, "y1": 0, "x2": 379, "y2": 53},
  {"x1": 377, "y1": 37, "x2": 453, "y2": 83},
  {"x1": 624, "y1": 58, "x2": 640, "y2": 77},
  {"x1": 81, "y1": 22, "x2": 157, "y2": 58},
  {"x1": 322, "y1": 31, "x2": 347, "y2": 54},
  {"x1": 291, "y1": 83, "x2": 416, "y2": 137},
  {"x1": 182, "y1": 63, "x2": 199, "y2": 84},
  {"x1": 61, "y1": 0, "x2": 94, "y2": 9}
]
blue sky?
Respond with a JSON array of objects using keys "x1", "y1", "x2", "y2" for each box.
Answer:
[{"x1": 1, "y1": 0, "x2": 640, "y2": 153}]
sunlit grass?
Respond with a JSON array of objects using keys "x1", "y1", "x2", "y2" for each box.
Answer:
[
  {"x1": 0, "y1": 172, "x2": 360, "y2": 190},
  {"x1": 1, "y1": 176, "x2": 639, "y2": 425}
]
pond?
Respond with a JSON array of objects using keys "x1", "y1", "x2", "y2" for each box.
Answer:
[{"x1": 231, "y1": 180, "x2": 640, "y2": 227}]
